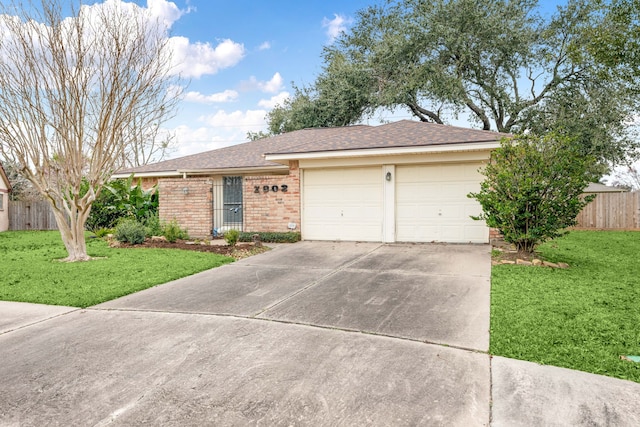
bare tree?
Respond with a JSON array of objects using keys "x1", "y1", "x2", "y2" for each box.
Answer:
[
  {"x1": 608, "y1": 160, "x2": 640, "y2": 190},
  {"x1": 0, "y1": 0, "x2": 180, "y2": 261}
]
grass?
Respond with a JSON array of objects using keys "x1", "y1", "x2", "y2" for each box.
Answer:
[
  {"x1": 0, "y1": 231, "x2": 234, "y2": 308},
  {"x1": 491, "y1": 230, "x2": 640, "y2": 383}
]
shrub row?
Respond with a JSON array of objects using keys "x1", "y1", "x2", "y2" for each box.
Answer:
[
  {"x1": 111, "y1": 216, "x2": 189, "y2": 244},
  {"x1": 238, "y1": 232, "x2": 301, "y2": 243}
]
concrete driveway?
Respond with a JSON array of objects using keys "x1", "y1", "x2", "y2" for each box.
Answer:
[{"x1": 1, "y1": 242, "x2": 639, "y2": 426}]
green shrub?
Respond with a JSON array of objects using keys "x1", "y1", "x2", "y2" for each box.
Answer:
[
  {"x1": 94, "y1": 227, "x2": 113, "y2": 238},
  {"x1": 468, "y1": 133, "x2": 596, "y2": 253},
  {"x1": 85, "y1": 174, "x2": 158, "y2": 232},
  {"x1": 114, "y1": 219, "x2": 146, "y2": 244},
  {"x1": 225, "y1": 229, "x2": 240, "y2": 247},
  {"x1": 143, "y1": 212, "x2": 163, "y2": 237},
  {"x1": 162, "y1": 219, "x2": 189, "y2": 243},
  {"x1": 238, "y1": 231, "x2": 301, "y2": 243}
]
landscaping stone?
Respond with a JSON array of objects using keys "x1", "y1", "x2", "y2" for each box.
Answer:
[
  {"x1": 532, "y1": 259, "x2": 542, "y2": 266},
  {"x1": 151, "y1": 235, "x2": 167, "y2": 242},
  {"x1": 557, "y1": 262, "x2": 570, "y2": 269},
  {"x1": 543, "y1": 261, "x2": 559, "y2": 268},
  {"x1": 516, "y1": 259, "x2": 532, "y2": 266}
]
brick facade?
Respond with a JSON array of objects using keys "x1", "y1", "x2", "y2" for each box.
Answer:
[
  {"x1": 159, "y1": 178, "x2": 212, "y2": 238},
  {"x1": 157, "y1": 161, "x2": 301, "y2": 238},
  {"x1": 139, "y1": 177, "x2": 159, "y2": 191},
  {"x1": 244, "y1": 161, "x2": 301, "y2": 233},
  {"x1": 489, "y1": 227, "x2": 503, "y2": 243}
]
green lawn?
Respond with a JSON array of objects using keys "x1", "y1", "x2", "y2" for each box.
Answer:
[
  {"x1": 0, "y1": 231, "x2": 234, "y2": 308},
  {"x1": 491, "y1": 230, "x2": 640, "y2": 383}
]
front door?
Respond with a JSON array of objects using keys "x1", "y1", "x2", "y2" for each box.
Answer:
[{"x1": 223, "y1": 176, "x2": 243, "y2": 230}]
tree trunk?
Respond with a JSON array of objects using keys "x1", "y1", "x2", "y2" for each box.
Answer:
[{"x1": 51, "y1": 203, "x2": 91, "y2": 262}]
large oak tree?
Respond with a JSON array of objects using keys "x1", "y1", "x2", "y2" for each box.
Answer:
[
  {"x1": 268, "y1": 0, "x2": 638, "y2": 165},
  {"x1": 0, "y1": 0, "x2": 180, "y2": 261}
]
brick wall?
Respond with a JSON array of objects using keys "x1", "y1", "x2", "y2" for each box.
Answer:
[
  {"x1": 159, "y1": 178, "x2": 212, "y2": 238},
  {"x1": 489, "y1": 227, "x2": 503, "y2": 243},
  {"x1": 139, "y1": 177, "x2": 159, "y2": 191},
  {"x1": 244, "y1": 161, "x2": 301, "y2": 233}
]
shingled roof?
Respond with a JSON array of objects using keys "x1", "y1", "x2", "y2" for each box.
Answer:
[
  {"x1": 266, "y1": 120, "x2": 505, "y2": 155},
  {"x1": 116, "y1": 120, "x2": 505, "y2": 177}
]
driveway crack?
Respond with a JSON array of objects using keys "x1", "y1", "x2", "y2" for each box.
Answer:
[{"x1": 249, "y1": 244, "x2": 384, "y2": 317}]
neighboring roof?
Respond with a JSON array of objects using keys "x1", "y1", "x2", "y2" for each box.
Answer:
[
  {"x1": 0, "y1": 162, "x2": 11, "y2": 192},
  {"x1": 116, "y1": 120, "x2": 506, "y2": 178},
  {"x1": 584, "y1": 183, "x2": 629, "y2": 193}
]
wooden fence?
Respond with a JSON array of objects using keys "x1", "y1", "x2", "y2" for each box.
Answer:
[
  {"x1": 8, "y1": 200, "x2": 59, "y2": 231},
  {"x1": 575, "y1": 191, "x2": 640, "y2": 230}
]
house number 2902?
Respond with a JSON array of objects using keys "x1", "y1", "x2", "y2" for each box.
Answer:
[{"x1": 254, "y1": 184, "x2": 288, "y2": 194}]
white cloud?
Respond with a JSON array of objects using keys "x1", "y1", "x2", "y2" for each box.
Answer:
[
  {"x1": 258, "y1": 91, "x2": 290, "y2": 109},
  {"x1": 258, "y1": 41, "x2": 271, "y2": 51},
  {"x1": 171, "y1": 125, "x2": 238, "y2": 157},
  {"x1": 240, "y1": 72, "x2": 284, "y2": 94},
  {"x1": 184, "y1": 89, "x2": 238, "y2": 103},
  {"x1": 168, "y1": 109, "x2": 269, "y2": 158},
  {"x1": 169, "y1": 37, "x2": 245, "y2": 78},
  {"x1": 145, "y1": 0, "x2": 185, "y2": 28},
  {"x1": 202, "y1": 109, "x2": 267, "y2": 131},
  {"x1": 322, "y1": 14, "x2": 352, "y2": 43}
]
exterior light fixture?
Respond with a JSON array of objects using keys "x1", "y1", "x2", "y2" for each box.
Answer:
[
  {"x1": 386, "y1": 172, "x2": 392, "y2": 182},
  {"x1": 182, "y1": 187, "x2": 189, "y2": 195}
]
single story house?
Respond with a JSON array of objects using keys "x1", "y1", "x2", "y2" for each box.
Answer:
[
  {"x1": 583, "y1": 182, "x2": 629, "y2": 193},
  {"x1": 0, "y1": 162, "x2": 11, "y2": 232},
  {"x1": 114, "y1": 120, "x2": 506, "y2": 243}
]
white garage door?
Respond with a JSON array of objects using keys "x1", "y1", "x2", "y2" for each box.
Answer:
[
  {"x1": 396, "y1": 163, "x2": 488, "y2": 243},
  {"x1": 303, "y1": 167, "x2": 383, "y2": 241}
]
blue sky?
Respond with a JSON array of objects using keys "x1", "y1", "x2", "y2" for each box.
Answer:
[
  {"x1": 135, "y1": 0, "x2": 378, "y2": 159},
  {"x1": 157, "y1": 0, "x2": 566, "y2": 159},
  {"x1": 73, "y1": 0, "x2": 564, "y2": 160}
]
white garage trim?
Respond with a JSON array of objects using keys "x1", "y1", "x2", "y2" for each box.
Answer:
[{"x1": 265, "y1": 141, "x2": 499, "y2": 163}]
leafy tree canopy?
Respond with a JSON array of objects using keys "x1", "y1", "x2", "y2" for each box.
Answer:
[{"x1": 268, "y1": 0, "x2": 639, "y2": 166}]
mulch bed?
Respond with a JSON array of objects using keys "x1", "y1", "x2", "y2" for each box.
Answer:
[{"x1": 110, "y1": 239, "x2": 264, "y2": 258}]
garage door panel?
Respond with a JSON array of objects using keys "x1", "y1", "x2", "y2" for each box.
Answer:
[
  {"x1": 303, "y1": 167, "x2": 383, "y2": 242},
  {"x1": 396, "y1": 163, "x2": 488, "y2": 243}
]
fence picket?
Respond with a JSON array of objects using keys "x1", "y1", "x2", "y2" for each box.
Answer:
[
  {"x1": 575, "y1": 192, "x2": 640, "y2": 230},
  {"x1": 8, "y1": 201, "x2": 60, "y2": 230}
]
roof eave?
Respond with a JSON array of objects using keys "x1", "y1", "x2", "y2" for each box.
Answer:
[
  {"x1": 178, "y1": 165, "x2": 289, "y2": 175},
  {"x1": 264, "y1": 141, "x2": 500, "y2": 163},
  {"x1": 111, "y1": 165, "x2": 288, "y2": 179},
  {"x1": 0, "y1": 163, "x2": 11, "y2": 191},
  {"x1": 111, "y1": 170, "x2": 183, "y2": 179}
]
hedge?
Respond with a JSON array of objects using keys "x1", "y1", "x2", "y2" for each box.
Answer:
[{"x1": 238, "y1": 231, "x2": 301, "y2": 243}]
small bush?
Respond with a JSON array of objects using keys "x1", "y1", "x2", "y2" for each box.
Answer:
[
  {"x1": 238, "y1": 231, "x2": 301, "y2": 243},
  {"x1": 225, "y1": 229, "x2": 240, "y2": 247},
  {"x1": 94, "y1": 227, "x2": 113, "y2": 238},
  {"x1": 114, "y1": 219, "x2": 146, "y2": 244},
  {"x1": 143, "y1": 213, "x2": 163, "y2": 237},
  {"x1": 162, "y1": 219, "x2": 189, "y2": 243}
]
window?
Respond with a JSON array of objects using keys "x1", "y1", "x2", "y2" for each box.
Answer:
[{"x1": 0, "y1": 193, "x2": 3, "y2": 210}]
